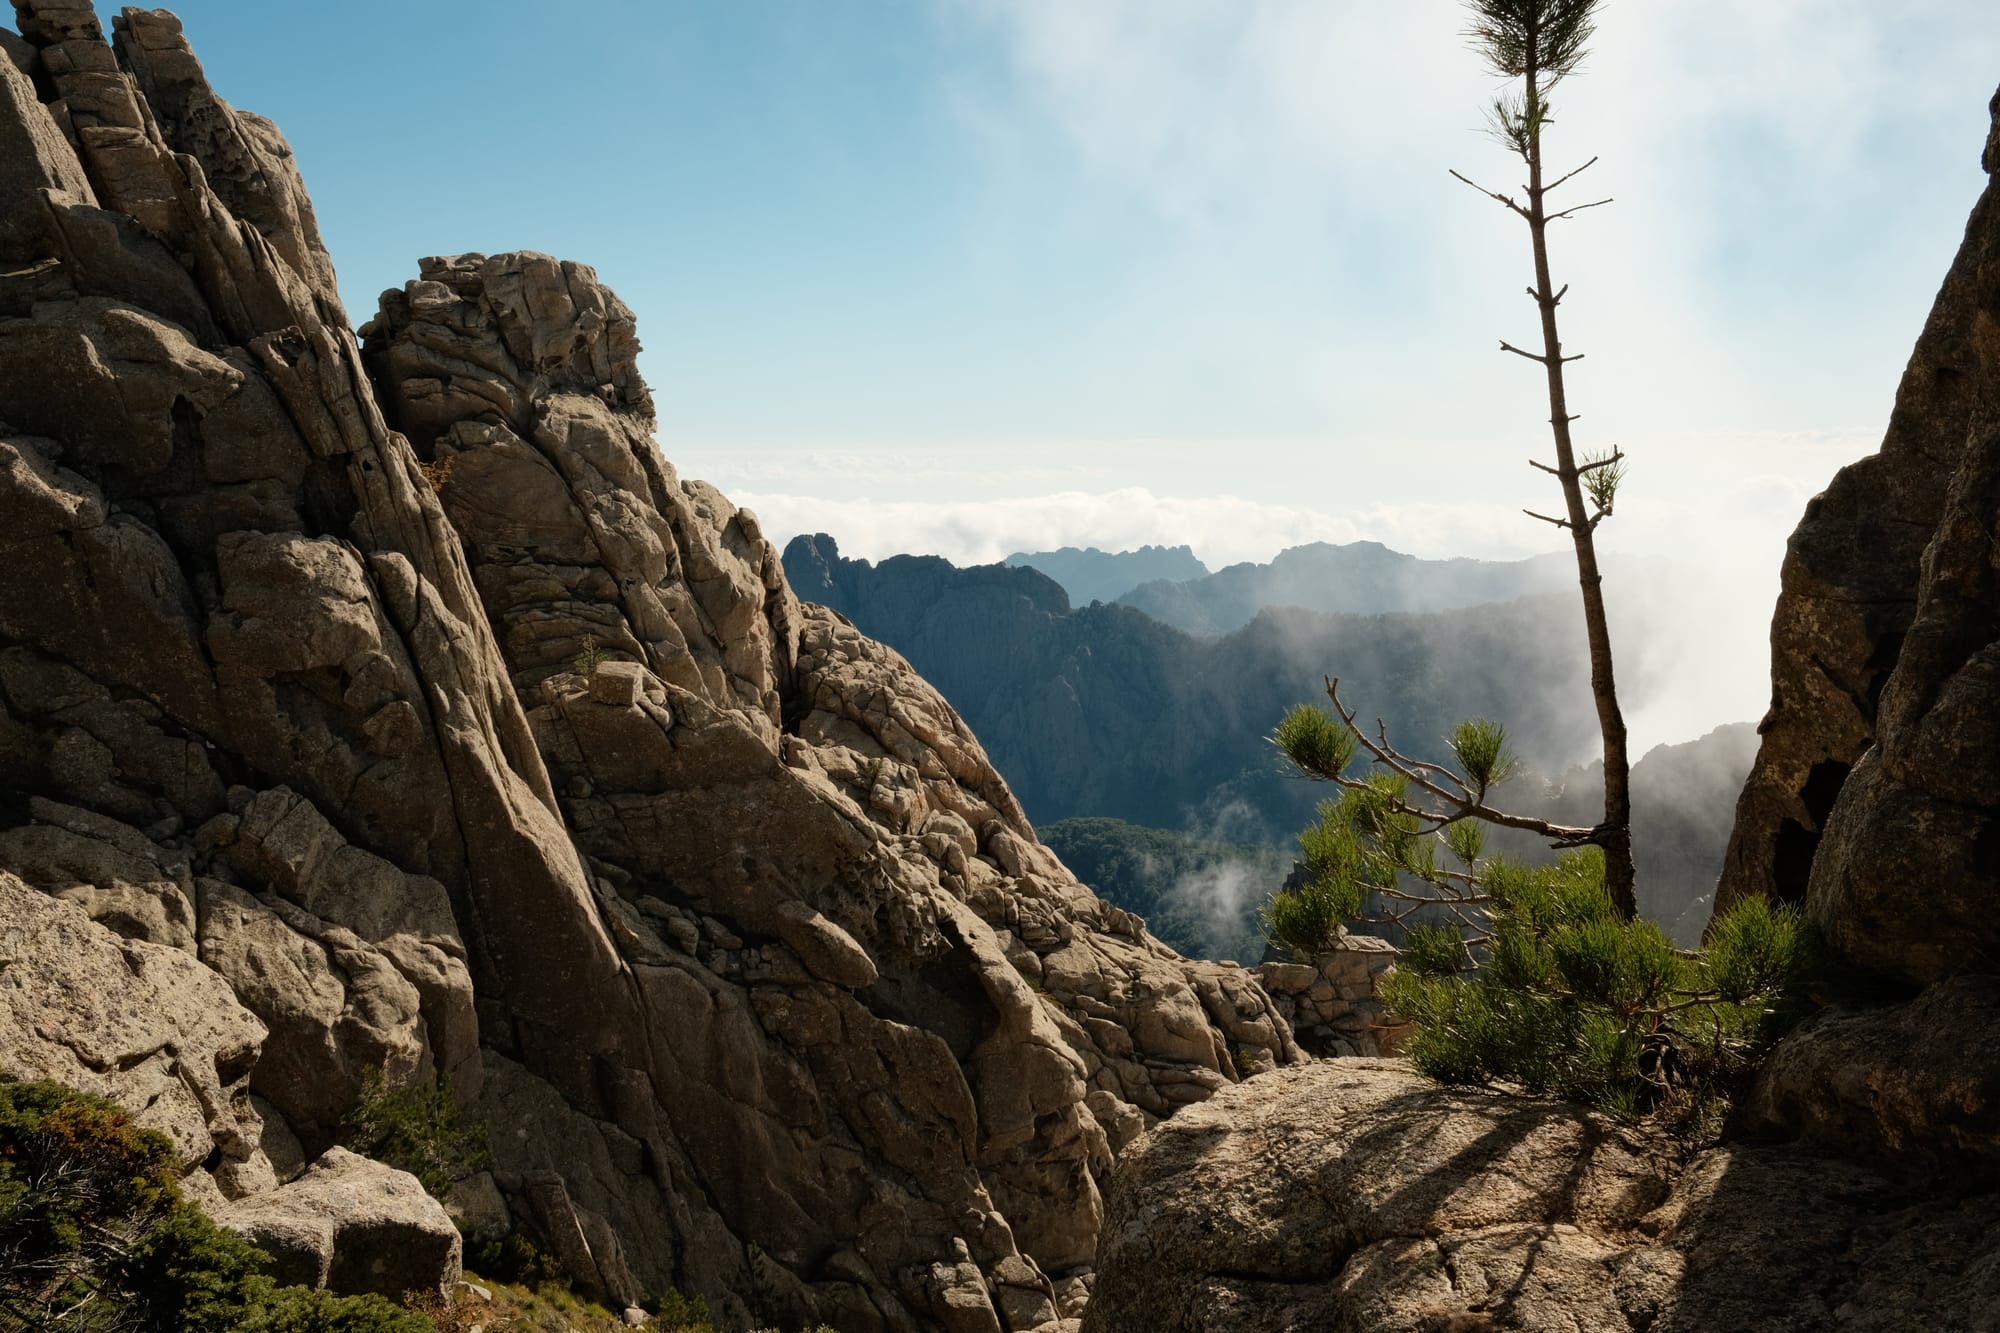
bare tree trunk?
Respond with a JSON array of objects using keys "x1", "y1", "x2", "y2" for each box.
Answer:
[{"x1": 1520, "y1": 38, "x2": 1636, "y2": 919}]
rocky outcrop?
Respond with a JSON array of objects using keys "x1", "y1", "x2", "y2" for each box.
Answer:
[
  {"x1": 1716, "y1": 82, "x2": 2000, "y2": 916},
  {"x1": 1083, "y1": 1062, "x2": 2000, "y2": 1333},
  {"x1": 0, "y1": 871, "x2": 266, "y2": 1179},
  {"x1": 1252, "y1": 936, "x2": 1410, "y2": 1058},
  {"x1": 356, "y1": 247, "x2": 1303, "y2": 1323},
  {"x1": 0, "y1": 6, "x2": 1301, "y2": 1326}
]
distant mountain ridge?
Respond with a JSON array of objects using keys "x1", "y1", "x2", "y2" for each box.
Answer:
[
  {"x1": 1114, "y1": 540, "x2": 1578, "y2": 635},
  {"x1": 783, "y1": 533, "x2": 1754, "y2": 943},
  {"x1": 784, "y1": 532, "x2": 1602, "y2": 835},
  {"x1": 1005, "y1": 544, "x2": 1210, "y2": 607}
]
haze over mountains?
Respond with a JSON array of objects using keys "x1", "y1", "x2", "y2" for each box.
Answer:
[
  {"x1": 1016, "y1": 540, "x2": 1578, "y2": 636},
  {"x1": 785, "y1": 533, "x2": 1756, "y2": 944},
  {"x1": 1004, "y1": 544, "x2": 1209, "y2": 608}
]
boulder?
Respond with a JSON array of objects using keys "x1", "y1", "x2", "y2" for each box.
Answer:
[
  {"x1": 212, "y1": 1147, "x2": 461, "y2": 1299},
  {"x1": 1084, "y1": 1061, "x2": 2000, "y2": 1332}
]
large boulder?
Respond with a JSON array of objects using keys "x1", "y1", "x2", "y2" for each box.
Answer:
[
  {"x1": 0, "y1": 872, "x2": 266, "y2": 1180},
  {"x1": 211, "y1": 1147, "x2": 461, "y2": 1299},
  {"x1": 1083, "y1": 1061, "x2": 2000, "y2": 1333}
]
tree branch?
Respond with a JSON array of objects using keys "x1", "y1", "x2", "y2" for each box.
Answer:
[
  {"x1": 1524, "y1": 508, "x2": 1571, "y2": 529},
  {"x1": 1528, "y1": 458, "x2": 1561, "y2": 476},
  {"x1": 1498, "y1": 339, "x2": 1546, "y2": 363},
  {"x1": 1323, "y1": 679, "x2": 1598, "y2": 846},
  {"x1": 1576, "y1": 447, "x2": 1625, "y2": 475},
  {"x1": 1448, "y1": 168, "x2": 1530, "y2": 219},
  {"x1": 1547, "y1": 197, "x2": 1613, "y2": 222},
  {"x1": 1543, "y1": 155, "x2": 1599, "y2": 194}
]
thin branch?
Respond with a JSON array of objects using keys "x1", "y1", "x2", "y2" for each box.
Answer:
[
  {"x1": 1498, "y1": 339, "x2": 1546, "y2": 363},
  {"x1": 1448, "y1": 168, "x2": 1530, "y2": 219},
  {"x1": 1576, "y1": 448, "x2": 1625, "y2": 475},
  {"x1": 1323, "y1": 679, "x2": 1597, "y2": 846},
  {"x1": 1543, "y1": 155, "x2": 1599, "y2": 195},
  {"x1": 1524, "y1": 508, "x2": 1571, "y2": 530},
  {"x1": 1547, "y1": 197, "x2": 1614, "y2": 222},
  {"x1": 1553, "y1": 282, "x2": 1569, "y2": 305},
  {"x1": 1528, "y1": 458, "x2": 1561, "y2": 476}
]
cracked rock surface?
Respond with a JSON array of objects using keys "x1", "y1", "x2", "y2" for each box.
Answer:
[{"x1": 0, "y1": 5, "x2": 1299, "y2": 1325}]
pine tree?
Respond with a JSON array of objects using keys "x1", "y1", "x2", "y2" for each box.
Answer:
[{"x1": 1453, "y1": 0, "x2": 1637, "y2": 915}]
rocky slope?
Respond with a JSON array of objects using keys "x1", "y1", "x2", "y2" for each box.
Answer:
[
  {"x1": 1082, "y1": 78, "x2": 2000, "y2": 1333},
  {"x1": 0, "y1": 7, "x2": 1300, "y2": 1328}
]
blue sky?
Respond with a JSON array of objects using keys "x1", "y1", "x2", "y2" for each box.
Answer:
[{"x1": 81, "y1": 1, "x2": 2000, "y2": 743}]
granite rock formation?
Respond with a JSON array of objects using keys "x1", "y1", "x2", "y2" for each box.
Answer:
[
  {"x1": 0, "y1": 6, "x2": 1299, "y2": 1326},
  {"x1": 1083, "y1": 1062, "x2": 2000, "y2": 1332},
  {"x1": 1717, "y1": 80, "x2": 2000, "y2": 915},
  {"x1": 1084, "y1": 79, "x2": 2000, "y2": 1333}
]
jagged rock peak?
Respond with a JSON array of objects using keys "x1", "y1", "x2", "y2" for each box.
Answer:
[{"x1": 0, "y1": 7, "x2": 1303, "y2": 1326}]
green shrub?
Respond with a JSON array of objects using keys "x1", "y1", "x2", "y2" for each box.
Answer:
[
  {"x1": 1269, "y1": 695, "x2": 1814, "y2": 1127},
  {"x1": 463, "y1": 1229, "x2": 564, "y2": 1288},
  {"x1": 1380, "y1": 852, "x2": 1810, "y2": 1121},
  {"x1": 339, "y1": 1068, "x2": 488, "y2": 1201},
  {"x1": 0, "y1": 1077, "x2": 438, "y2": 1332}
]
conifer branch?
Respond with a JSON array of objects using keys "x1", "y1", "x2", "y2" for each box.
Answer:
[
  {"x1": 1448, "y1": 168, "x2": 1531, "y2": 218},
  {"x1": 1546, "y1": 197, "x2": 1614, "y2": 221}
]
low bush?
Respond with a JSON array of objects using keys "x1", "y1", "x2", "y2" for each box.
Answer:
[
  {"x1": 339, "y1": 1068, "x2": 487, "y2": 1201},
  {"x1": 0, "y1": 1077, "x2": 435, "y2": 1332}
]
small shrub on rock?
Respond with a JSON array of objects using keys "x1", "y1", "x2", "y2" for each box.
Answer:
[
  {"x1": 339, "y1": 1068, "x2": 488, "y2": 1201},
  {"x1": 0, "y1": 1077, "x2": 440, "y2": 1331}
]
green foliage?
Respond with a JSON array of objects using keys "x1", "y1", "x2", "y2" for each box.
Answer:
[
  {"x1": 463, "y1": 1230, "x2": 564, "y2": 1289},
  {"x1": 1465, "y1": 0, "x2": 1601, "y2": 153},
  {"x1": 571, "y1": 635, "x2": 610, "y2": 680},
  {"x1": 1381, "y1": 880, "x2": 1810, "y2": 1120},
  {"x1": 1581, "y1": 450, "x2": 1625, "y2": 515},
  {"x1": 339, "y1": 1068, "x2": 487, "y2": 1201},
  {"x1": 1271, "y1": 703, "x2": 1355, "y2": 781},
  {"x1": 0, "y1": 1078, "x2": 440, "y2": 1333},
  {"x1": 1261, "y1": 873, "x2": 1353, "y2": 959},
  {"x1": 1448, "y1": 718, "x2": 1515, "y2": 792}
]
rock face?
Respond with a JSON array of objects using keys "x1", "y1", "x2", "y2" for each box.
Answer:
[
  {"x1": 0, "y1": 6, "x2": 1301, "y2": 1326},
  {"x1": 1716, "y1": 81, "x2": 2000, "y2": 915},
  {"x1": 1084, "y1": 1062, "x2": 2000, "y2": 1333},
  {"x1": 1085, "y1": 81, "x2": 2000, "y2": 1333}
]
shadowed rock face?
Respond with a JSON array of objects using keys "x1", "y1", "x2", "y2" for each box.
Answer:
[
  {"x1": 1716, "y1": 83, "x2": 2000, "y2": 918},
  {"x1": 0, "y1": 5, "x2": 1300, "y2": 1326}
]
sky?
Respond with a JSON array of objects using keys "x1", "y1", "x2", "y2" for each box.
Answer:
[{"x1": 83, "y1": 1, "x2": 2000, "y2": 749}]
